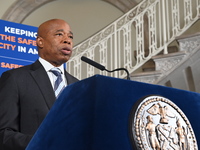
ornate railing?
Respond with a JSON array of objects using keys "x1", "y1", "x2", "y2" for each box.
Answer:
[{"x1": 67, "y1": 0, "x2": 200, "y2": 80}]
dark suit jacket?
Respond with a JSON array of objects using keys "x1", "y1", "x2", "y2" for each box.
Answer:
[{"x1": 0, "y1": 60, "x2": 79, "y2": 150}]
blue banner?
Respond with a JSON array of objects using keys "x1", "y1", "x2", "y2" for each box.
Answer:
[{"x1": 0, "y1": 19, "x2": 38, "y2": 76}]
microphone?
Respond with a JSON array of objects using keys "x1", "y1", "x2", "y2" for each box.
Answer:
[
  {"x1": 81, "y1": 56, "x2": 105, "y2": 71},
  {"x1": 81, "y1": 56, "x2": 130, "y2": 80}
]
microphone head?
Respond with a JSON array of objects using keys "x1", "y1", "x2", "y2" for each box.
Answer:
[{"x1": 81, "y1": 56, "x2": 105, "y2": 71}]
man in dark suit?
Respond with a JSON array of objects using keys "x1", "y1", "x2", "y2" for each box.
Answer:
[{"x1": 0, "y1": 19, "x2": 79, "y2": 150}]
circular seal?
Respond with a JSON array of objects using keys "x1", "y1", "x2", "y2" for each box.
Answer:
[{"x1": 129, "y1": 95, "x2": 198, "y2": 150}]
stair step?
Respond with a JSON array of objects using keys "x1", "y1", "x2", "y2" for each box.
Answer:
[
  {"x1": 141, "y1": 46, "x2": 179, "y2": 72},
  {"x1": 131, "y1": 70, "x2": 162, "y2": 84},
  {"x1": 167, "y1": 46, "x2": 179, "y2": 53},
  {"x1": 153, "y1": 51, "x2": 187, "y2": 72},
  {"x1": 142, "y1": 59, "x2": 155, "y2": 72}
]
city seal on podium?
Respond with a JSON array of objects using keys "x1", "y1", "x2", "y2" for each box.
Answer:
[{"x1": 129, "y1": 95, "x2": 198, "y2": 150}]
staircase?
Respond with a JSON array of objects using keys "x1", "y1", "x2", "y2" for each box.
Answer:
[
  {"x1": 130, "y1": 30, "x2": 200, "y2": 93},
  {"x1": 67, "y1": 0, "x2": 200, "y2": 92},
  {"x1": 158, "y1": 32, "x2": 200, "y2": 92}
]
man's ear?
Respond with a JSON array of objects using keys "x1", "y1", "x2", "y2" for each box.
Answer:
[{"x1": 36, "y1": 36, "x2": 44, "y2": 48}]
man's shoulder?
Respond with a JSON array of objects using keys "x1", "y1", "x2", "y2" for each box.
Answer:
[
  {"x1": 0, "y1": 60, "x2": 41, "y2": 78},
  {"x1": 4, "y1": 63, "x2": 32, "y2": 74}
]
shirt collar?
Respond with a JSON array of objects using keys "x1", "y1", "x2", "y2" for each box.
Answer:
[{"x1": 38, "y1": 57, "x2": 65, "y2": 74}]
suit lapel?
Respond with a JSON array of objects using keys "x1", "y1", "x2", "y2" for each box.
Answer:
[
  {"x1": 30, "y1": 60, "x2": 56, "y2": 109},
  {"x1": 64, "y1": 70, "x2": 75, "y2": 85}
]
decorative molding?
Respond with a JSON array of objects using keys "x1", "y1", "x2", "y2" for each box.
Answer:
[
  {"x1": 131, "y1": 71, "x2": 162, "y2": 84},
  {"x1": 177, "y1": 33, "x2": 200, "y2": 53},
  {"x1": 1, "y1": 0, "x2": 140, "y2": 23},
  {"x1": 1, "y1": 0, "x2": 55, "y2": 23},
  {"x1": 153, "y1": 52, "x2": 187, "y2": 73},
  {"x1": 102, "y1": 0, "x2": 139, "y2": 13}
]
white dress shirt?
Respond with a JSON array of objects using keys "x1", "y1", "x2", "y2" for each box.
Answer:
[{"x1": 38, "y1": 57, "x2": 67, "y2": 89}]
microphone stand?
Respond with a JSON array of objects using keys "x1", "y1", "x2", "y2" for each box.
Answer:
[
  {"x1": 105, "y1": 68, "x2": 130, "y2": 80},
  {"x1": 81, "y1": 56, "x2": 130, "y2": 80}
]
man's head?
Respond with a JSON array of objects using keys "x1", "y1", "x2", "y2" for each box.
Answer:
[
  {"x1": 36, "y1": 19, "x2": 73, "y2": 67},
  {"x1": 147, "y1": 115, "x2": 153, "y2": 122}
]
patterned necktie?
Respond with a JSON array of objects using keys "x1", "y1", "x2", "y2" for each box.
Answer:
[{"x1": 50, "y1": 68, "x2": 65, "y2": 98}]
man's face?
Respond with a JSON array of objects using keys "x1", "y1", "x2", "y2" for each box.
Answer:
[{"x1": 37, "y1": 20, "x2": 74, "y2": 67}]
